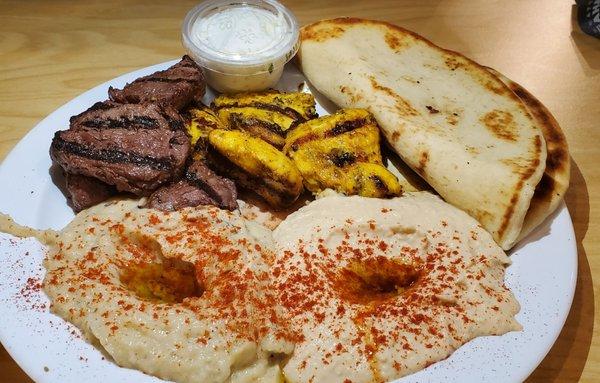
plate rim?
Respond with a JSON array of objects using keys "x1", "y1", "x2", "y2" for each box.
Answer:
[
  {"x1": 520, "y1": 201, "x2": 578, "y2": 380},
  {"x1": 0, "y1": 59, "x2": 578, "y2": 383}
]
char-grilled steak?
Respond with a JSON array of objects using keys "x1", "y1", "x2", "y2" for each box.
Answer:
[
  {"x1": 146, "y1": 180, "x2": 216, "y2": 212},
  {"x1": 70, "y1": 101, "x2": 184, "y2": 131},
  {"x1": 108, "y1": 56, "x2": 205, "y2": 110},
  {"x1": 147, "y1": 160, "x2": 238, "y2": 212},
  {"x1": 50, "y1": 108, "x2": 190, "y2": 195},
  {"x1": 65, "y1": 173, "x2": 116, "y2": 212},
  {"x1": 186, "y1": 160, "x2": 237, "y2": 210}
]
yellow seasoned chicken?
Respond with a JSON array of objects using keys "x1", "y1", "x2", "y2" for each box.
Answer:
[
  {"x1": 183, "y1": 104, "x2": 224, "y2": 158},
  {"x1": 207, "y1": 129, "x2": 303, "y2": 208},
  {"x1": 284, "y1": 108, "x2": 402, "y2": 198},
  {"x1": 215, "y1": 107, "x2": 294, "y2": 149},
  {"x1": 212, "y1": 91, "x2": 317, "y2": 149},
  {"x1": 342, "y1": 162, "x2": 402, "y2": 198},
  {"x1": 213, "y1": 90, "x2": 317, "y2": 120}
]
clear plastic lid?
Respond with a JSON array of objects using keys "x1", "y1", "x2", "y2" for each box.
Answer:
[{"x1": 182, "y1": 0, "x2": 299, "y2": 73}]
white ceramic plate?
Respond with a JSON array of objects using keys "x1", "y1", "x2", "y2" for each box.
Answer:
[{"x1": 0, "y1": 61, "x2": 577, "y2": 383}]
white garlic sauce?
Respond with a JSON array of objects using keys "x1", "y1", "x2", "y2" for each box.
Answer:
[{"x1": 192, "y1": 6, "x2": 287, "y2": 58}]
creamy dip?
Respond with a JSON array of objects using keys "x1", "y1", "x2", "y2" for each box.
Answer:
[
  {"x1": 182, "y1": 0, "x2": 299, "y2": 93},
  {"x1": 1, "y1": 192, "x2": 520, "y2": 383},
  {"x1": 40, "y1": 199, "x2": 292, "y2": 383},
  {"x1": 192, "y1": 6, "x2": 288, "y2": 57},
  {"x1": 272, "y1": 192, "x2": 521, "y2": 383}
]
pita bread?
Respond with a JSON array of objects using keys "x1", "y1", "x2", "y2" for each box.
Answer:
[
  {"x1": 298, "y1": 18, "x2": 547, "y2": 250},
  {"x1": 487, "y1": 68, "x2": 570, "y2": 243},
  {"x1": 383, "y1": 145, "x2": 432, "y2": 193}
]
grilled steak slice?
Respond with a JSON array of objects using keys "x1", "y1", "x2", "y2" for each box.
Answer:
[
  {"x1": 70, "y1": 101, "x2": 184, "y2": 131},
  {"x1": 185, "y1": 160, "x2": 238, "y2": 210},
  {"x1": 65, "y1": 173, "x2": 116, "y2": 212},
  {"x1": 50, "y1": 127, "x2": 190, "y2": 195},
  {"x1": 146, "y1": 180, "x2": 217, "y2": 212},
  {"x1": 108, "y1": 56, "x2": 205, "y2": 110},
  {"x1": 146, "y1": 160, "x2": 238, "y2": 212}
]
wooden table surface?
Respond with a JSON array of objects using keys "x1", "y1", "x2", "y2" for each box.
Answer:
[{"x1": 0, "y1": 0, "x2": 598, "y2": 381}]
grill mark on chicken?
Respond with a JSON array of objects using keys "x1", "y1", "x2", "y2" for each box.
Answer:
[
  {"x1": 187, "y1": 116, "x2": 221, "y2": 131},
  {"x1": 289, "y1": 118, "x2": 367, "y2": 151},
  {"x1": 52, "y1": 136, "x2": 174, "y2": 171},
  {"x1": 330, "y1": 151, "x2": 357, "y2": 167},
  {"x1": 214, "y1": 102, "x2": 306, "y2": 122},
  {"x1": 330, "y1": 118, "x2": 366, "y2": 136},
  {"x1": 370, "y1": 175, "x2": 389, "y2": 193},
  {"x1": 251, "y1": 103, "x2": 306, "y2": 121},
  {"x1": 230, "y1": 114, "x2": 287, "y2": 136},
  {"x1": 207, "y1": 149, "x2": 298, "y2": 207}
]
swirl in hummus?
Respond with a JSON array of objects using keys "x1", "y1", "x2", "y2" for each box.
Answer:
[{"x1": 0, "y1": 192, "x2": 520, "y2": 383}]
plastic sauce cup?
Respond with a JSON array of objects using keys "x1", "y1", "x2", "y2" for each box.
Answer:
[{"x1": 182, "y1": 0, "x2": 299, "y2": 93}]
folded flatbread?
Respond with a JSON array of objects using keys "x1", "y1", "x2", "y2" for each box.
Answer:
[
  {"x1": 298, "y1": 18, "x2": 548, "y2": 249},
  {"x1": 487, "y1": 68, "x2": 570, "y2": 243}
]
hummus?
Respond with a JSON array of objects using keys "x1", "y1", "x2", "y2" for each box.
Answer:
[
  {"x1": 272, "y1": 192, "x2": 521, "y2": 383},
  {"x1": 41, "y1": 199, "x2": 293, "y2": 383},
  {"x1": 1, "y1": 191, "x2": 520, "y2": 383}
]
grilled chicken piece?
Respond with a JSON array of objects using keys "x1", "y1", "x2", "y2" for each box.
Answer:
[
  {"x1": 215, "y1": 107, "x2": 293, "y2": 149},
  {"x1": 207, "y1": 129, "x2": 303, "y2": 208},
  {"x1": 284, "y1": 108, "x2": 402, "y2": 198},
  {"x1": 65, "y1": 173, "x2": 116, "y2": 212},
  {"x1": 212, "y1": 91, "x2": 317, "y2": 149},
  {"x1": 182, "y1": 104, "x2": 224, "y2": 158},
  {"x1": 212, "y1": 90, "x2": 318, "y2": 120},
  {"x1": 108, "y1": 55, "x2": 205, "y2": 111},
  {"x1": 341, "y1": 163, "x2": 402, "y2": 198},
  {"x1": 147, "y1": 160, "x2": 237, "y2": 212},
  {"x1": 50, "y1": 110, "x2": 190, "y2": 195}
]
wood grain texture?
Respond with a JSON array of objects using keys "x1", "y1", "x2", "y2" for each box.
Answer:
[{"x1": 0, "y1": 0, "x2": 598, "y2": 382}]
